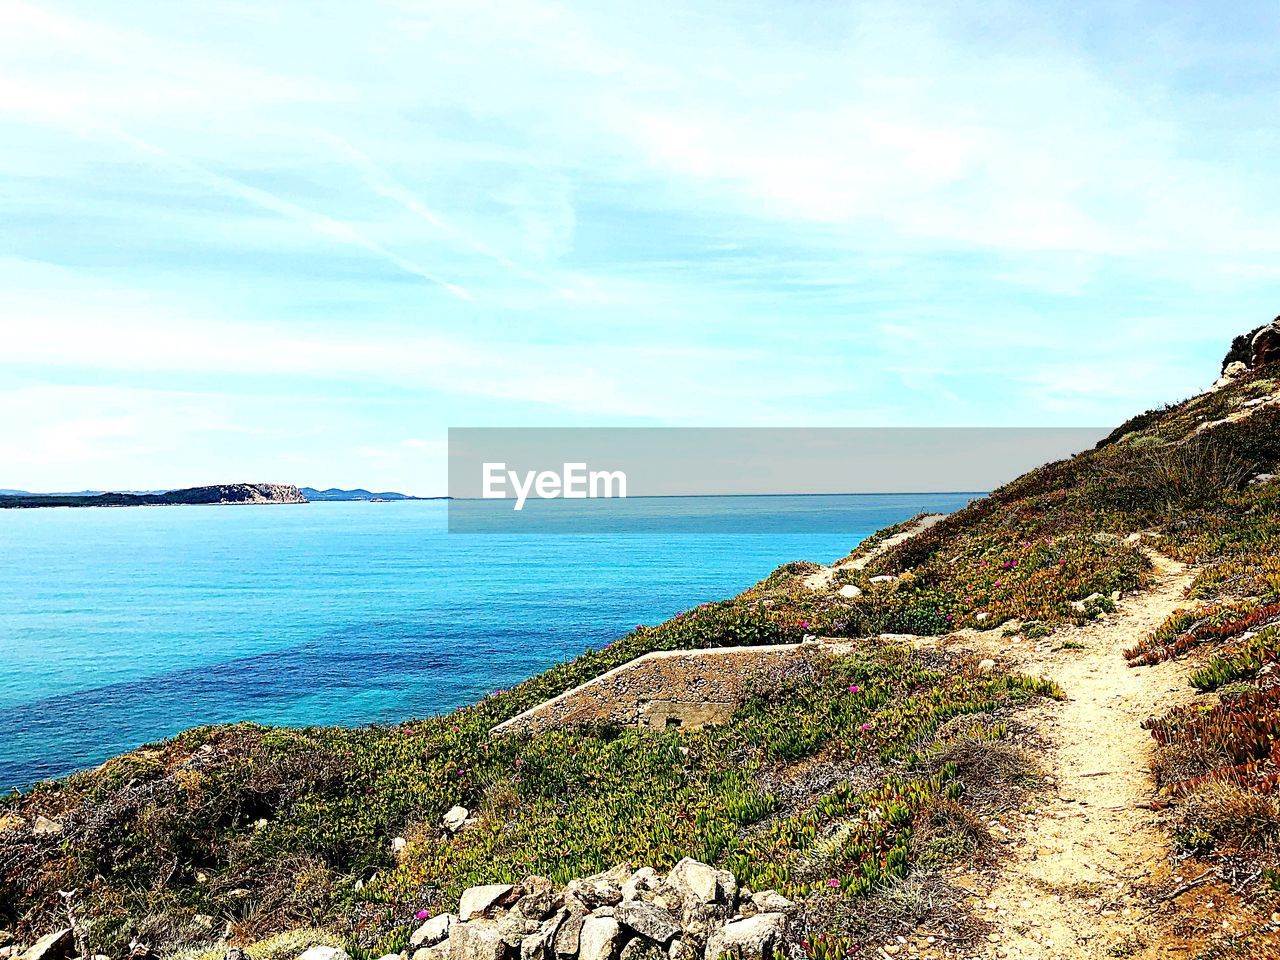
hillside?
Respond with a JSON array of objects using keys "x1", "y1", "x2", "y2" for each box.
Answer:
[
  {"x1": 300, "y1": 488, "x2": 430, "y2": 502},
  {"x1": 5, "y1": 321, "x2": 1280, "y2": 960},
  {"x1": 0, "y1": 484, "x2": 307, "y2": 509}
]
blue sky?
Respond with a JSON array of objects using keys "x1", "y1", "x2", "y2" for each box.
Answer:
[{"x1": 1, "y1": 0, "x2": 1278, "y2": 494}]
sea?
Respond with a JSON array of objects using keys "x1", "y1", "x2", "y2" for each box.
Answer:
[{"x1": 0, "y1": 493, "x2": 978, "y2": 790}]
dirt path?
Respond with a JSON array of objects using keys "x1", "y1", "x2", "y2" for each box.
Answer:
[{"x1": 935, "y1": 552, "x2": 1208, "y2": 959}]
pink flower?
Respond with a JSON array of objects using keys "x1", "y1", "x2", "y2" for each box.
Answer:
[
  {"x1": 800, "y1": 621, "x2": 810, "y2": 629},
  {"x1": 415, "y1": 910, "x2": 430, "y2": 920},
  {"x1": 859, "y1": 723, "x2": 873, "y2": 731},
  {"x1": 848, "y1": 684, "x2": 860, "y2": 693},
  {"x1": 827, "y1": 878, "x2": 840, "y2": 888}
]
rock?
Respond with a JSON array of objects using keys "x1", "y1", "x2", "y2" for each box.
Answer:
[
  {"x1": 714, "y1": 869, "x2": 737, "y2": 907},
  {"x1": 977, "y1": 659, "x2": 996, "y2": 673},
  {"x1": 750, "y1": 891, "x2": 795, "y2": 914},
  {"x1": 1223, "y1": 360, "x2": 1249, "y2": 379},
  {"x1": 553, "y1": 909, "x2": 588, "y2": 958},
  {"x1": 411, "y1": 914, "x2": 456, "y2": 948},
  {"x1": 667, "y1": 858, "x2": 719, "y2": 904},
  {"x1": 19, "y1": 930, "x2": 73, "y2": 960},
  {"x1": 517, "y1": 888, "x2": 561, "y2": 921},
  {"x1": 31, "y1": 816, "x2": 63, "y2": 837},
  {"x1": 615, "y1": 901, "x2": 680, "y2": 944},
  {"x1": 705, "y1": 914, "x2": 786, "y2": 960},
  {"x1": 565, "y1": 876, "x2": 622, "y2": 912},
  {"x1": 497, "y1": 913, "x2": 541, "y2": 949},
  {"x1": 621, "y1": 866, "x2": 659, "y2": 902},
  {"x1": 975, "y1": 611, "x2": 989, "y2": 622},
  {"x1": 520, "y1": 910, "x2": 567, "y2": 960},
  {"x1": 442, "y1": 806, "x2": 470, "y2": 833},
  {"x1": 618, "y1": 940, "x2": 665, "y2": 960},
  {"x1": 869, "y1": 575, "x2": 896, "y2": 584},
  {"x1": 451, "y1": 921, "x2": 506, "y2": 960},
  {"x1": 666, "y1": 939, "x2": 686, "y2": 960},
  {"x1": 577, "y1": 917, "x2": 621, "y2": 960},
  {"x1": 838, "y1": 584, "x2": 861, "y2": 598},
  {"x1": 392, "y1": 837, "x2": 408, "y2": 855},
  {"x1": 1252, "y1": 473, "x2": 1277, "y2": 486},
  {"x1": 297, "y1": 948, "x2": 350, "y2": 960},
  {"x1": 1253, "y1": 322, "x2": 1280, "y2": 368},
  {"x1": 412, "y1": 947, "x2": 449, "y2": 960},
  {"x1": 460, "y1": 884, "x2": 516, "y2": 922}
]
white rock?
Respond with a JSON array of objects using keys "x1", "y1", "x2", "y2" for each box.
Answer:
[
  {"x1": 577, "y1": 916, "x2": 621, "y2": 960},
  {"x1": 297, "y1": 947, "x2": 350, "y2": 960},
  {"x1": 975, "y1": 611, "x2": 989, "y2": 622},
  {"x1": 705, "y1": 914, "x2": 786, "y2": 960},
  {"x1": 838, "y1": 584, "x2": 862, "y2": 598},
  {"x1": 459, "y1": 884, "x2": 515, "y2": 922},
  {"x1": 451, "y1": 921, "x2": 506, "y2": 960},
  {"x1": 410, "y1": 914, "x2": 455, "y2": 947},
  {"x1": 391, "y1": 837, "x2": 407, "y2": 855},
  {"x1": 31, "y1": 816, "x2": 62, "y2": 837},
  {"x1": 750, "y1": 891, "x2": 795, "y2": 913},
  {"x1": 667, "y1": 858, "x2": 719, "y2": 904},
  {"x1": 442, "y1": 805, "x2": 470, "y2": 833},
  {"x1": 869, "y1": 575, "x2": 896, "y2": 584},
  {"x1": 18, "y1": 929, "x2": 72, "y2": 960},
  {"x1": 978, "y1": 659, "x2": 997, "y2": 673}
]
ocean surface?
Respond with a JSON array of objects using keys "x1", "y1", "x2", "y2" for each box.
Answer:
[{"x1": 0, "y1": 494, "x2": 977, "y2": 790}]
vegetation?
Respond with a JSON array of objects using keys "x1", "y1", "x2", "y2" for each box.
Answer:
[{"x1": 7, "y1": 325, "x2": 1280, "y2": 955}]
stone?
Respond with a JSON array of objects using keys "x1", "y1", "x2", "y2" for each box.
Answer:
[
  {"x1": 666, "y1": 940, "x2": 686, "y2": 960},
  {"x1": 977, "y1": 659, "x2": 996, "y2": 673},
  {"x1": 411, "y1": 914, "x2": 456, "y2": 948},
  {"x1": 460, "y1": 884, "x2": 516, "y2": 921},
  {"x1": 392, "y1": 837, "x2": 408, "y2": 855},
  {"x1": 31, "y1": 816, "x2": 63, "y2": 838},
  {"x1": 838, "y1": 584, "x2": 861, "y2": 598},
  {"x1": 565, "y1": 877, "x2": 622, "y2": 911},
  {"x1": 19, "y1": 930, "x2": 73, "y2": 960},
  {"x1": 705, "y1": 914, "x2": 787, "y2": 960},
  {"x1": 1253, "y1": 322, "x2": 1280, "y2": 368},
  {"x1": 553, "y1": 909, "x2": 588, "y2": 958},
  {"x1": 496, "y1": 913, "x2": 541, "y2": 949},
  {"x1": 520, "y1": 910, "x2": 566, "y2": 960},
  {"x1": 451, "y1": 921, "x2": 506, "y2": 960},
  {"x1": 577, "y1": 917, "x2": 621, "y2": 960},
  {"x1": 617, "y1": 939, "x2": 665, "y2": 960},
  {"x1": 750, "y1": 891, "x2": 795, "y2": 914},
  {"x1": 1223, "y1": 360, "x2": 1248, "y2": 379},
  {"x1": 869, "y1": 575, "x2": 896, "y2": 584},
  {"x1": 615, "y1": 901, "x2": 680, "y2": 944},
  {"x1": 517, "y1": 888, "x2": 561, "y2": 921},
  {"x1": 975, "y1": 611, "x2": 989, "y2": 622},
  {"x1": 297, "y1": 948, "x2": 350, "y2": 960},
  {"x1": 667, "y1": 858, "x2": 719, "y2": 904},
  {"x1": 412, "y1": 947, "x2": 449, "y2": 960},
  {"x1": 442, "y1": 806, "x2": 470, "y2": 833},
  {"x1": 621, "y1": 866, "x2": 659, "y2": 902}
]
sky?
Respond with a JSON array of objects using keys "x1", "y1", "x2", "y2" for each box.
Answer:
[{"x1": 1, "y1": 0, "x2": 1278, "y2": 495}]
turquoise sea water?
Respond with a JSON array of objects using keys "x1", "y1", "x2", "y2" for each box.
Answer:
[{"x1": 0, "y1": 494, "x2": 976, "y2": 790}]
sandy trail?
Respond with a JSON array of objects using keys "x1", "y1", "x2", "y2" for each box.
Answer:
[{"x1": 935, "y1": 552, "x2": 1206, "y2": 959}]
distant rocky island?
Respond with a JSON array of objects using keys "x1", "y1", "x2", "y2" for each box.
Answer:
[
  {"x1": 0, "y1": 484, "x2": 444, "y2": 509},
  {"x1": 0, "y1": 483, "x2": 307, "y2": 509}
]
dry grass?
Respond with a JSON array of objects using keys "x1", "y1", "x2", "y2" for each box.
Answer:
[{"x1": 1177, "y1": 779, "x2": 1280, "y2": 852}]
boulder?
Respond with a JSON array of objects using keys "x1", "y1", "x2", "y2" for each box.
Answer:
[
  {"x1": 615, "y1": 901, "x2": 679, "y2": 944},
  {"x1": 617, "y1": 940, "x2": 665, "y2": 960},
  {"x1": 451, "y1": 921, "x2": 507, "y2": 960},
  {"x1": 577, "y1": 917, "x2": 621, "y2": 960},
  {"x1": 553, "y1": 909, "x2": 588, "y2": 958},
  {"x1": 412, "y1": 946, "x2": 449, "y2": 960},
  {"x1": 621, "y1": 866, "x2": 658, "y2": 902},
  {"x1": 564, "y1": 877, "x2": 621, "y2": 912},
  {"x1": 1253, "y1": 322, "x2": 1280, "y2": 368},
  {"x1": 31, "y1": 817, "x2": 63, "y2": 838},
  {"x1": 520, "y1": 910, "x2": 566, "y2": 960},
  {"x1": 496, "y1": 914, "x2": 540, "y2": 949},
  {"x1": 750, "y1": 891, "x2": 795, "y2": 914},
  {"x1": 460, "y1": 884, "x2": 516, "y2": 922},
  {"x1": 411, "y1": 914, "x2": 456, "y2": 948},
  {"x1": 837, "y1": 584, "x2": 861, "y2": 598},
  {"x1": 19, "y1": 930, "x2": 73, "y2": 960},
  {"x1": 705, "y1": 914, "x2": 787, "y2": 960},
  {"x1": 442, "y1": 806, "x2": 470, "y2": 833},
  {"x1": 297, "y1": 948, "x2": 350, "y2": 960},
  {"x1": 666, "y1": 858, "x2": 719, "y2": 904},
  {"x1": 516, "y1": 879, "x2": 561, "y2": 920}
]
